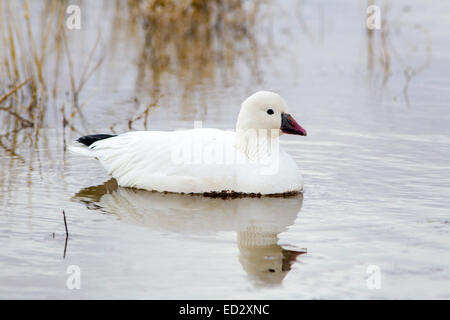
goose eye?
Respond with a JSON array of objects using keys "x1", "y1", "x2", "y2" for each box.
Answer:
[{"x1": 267, "y1": 109, "x2": 274, "y2": 115}]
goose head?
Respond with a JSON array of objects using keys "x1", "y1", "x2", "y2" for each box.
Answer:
[{"x1": 236, "y1": 91, "x2": 307, "y2": 137}]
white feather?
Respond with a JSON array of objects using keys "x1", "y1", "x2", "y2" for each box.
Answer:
[
  {"x1": 71, "y1": 91, "x2": 305, "y2": 194},
  {"x1": 69, "y1": 142, "x2": 97, "y2": 157}
]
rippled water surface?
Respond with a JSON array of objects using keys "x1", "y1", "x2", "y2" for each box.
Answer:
[{"x1": 1, "y1": 0, "x2": 450, "y2": 299}]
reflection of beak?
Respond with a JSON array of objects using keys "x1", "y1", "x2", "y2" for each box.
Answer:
[{"x1": 281, "y1": 113, "x2": 307, "y2": 136}]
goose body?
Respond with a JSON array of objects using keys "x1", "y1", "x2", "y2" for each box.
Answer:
[{"x1": 70, "y1": 91, "x2": 307, "y2": 195}]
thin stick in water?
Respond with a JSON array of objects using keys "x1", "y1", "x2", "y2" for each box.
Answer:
[
  {"x1": 62, "y1": 210, "x2": 69, "y2": 259},
  {"x1": 62, "y1": 210, "x2": 69, "y2": 237}
]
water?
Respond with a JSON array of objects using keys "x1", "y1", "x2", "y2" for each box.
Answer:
[{"x1": 1, "y1": 0, "x2": 450, "y2": 299}]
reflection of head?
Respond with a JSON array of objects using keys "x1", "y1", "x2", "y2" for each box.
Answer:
[
  {"x1": 74, "y1": 179, "x2": 306, "y2": 286},
  {"x1": 238, "y1": 231, "x2": 306, "y2": 286},
  {"x1": 238, "y1": 241, "x2": 306, "y2": 286}
]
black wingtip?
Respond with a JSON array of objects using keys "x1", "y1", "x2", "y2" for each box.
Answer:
[{"x1": 77, "y1": 134, "x2": 117, "y2": 147}]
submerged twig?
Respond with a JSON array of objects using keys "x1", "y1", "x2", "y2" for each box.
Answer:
[
  {"x1": 62, "y1": 28, "x2": 104, "y2": 134},
  {"x1": 62, "y1": 210, "x2": 69, "y2": 259},
  {"x1": 0, "y1": 78, "x2": 31, "y2": 104},
  {"x1": 0, "y1": 106, "x2": 34, "y2": 127},
  {"x1": 128, "y1": 94, "x2": 162, "y2": 130},
  {"x1": 62, "y1": 210, "x2": 69, "y2": 236}
]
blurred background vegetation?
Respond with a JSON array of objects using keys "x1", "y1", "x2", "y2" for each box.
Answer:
[
  {"x1": 0, "y1": 0, "x2": 264, "y2": 151},
  {"x1": 0, "y1": 0, "x2": 440, "y2": 156}
]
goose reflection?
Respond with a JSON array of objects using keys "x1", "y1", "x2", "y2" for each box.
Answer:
[{"x1": 73, "y1": 179, "x2": 306, "y2": 286}]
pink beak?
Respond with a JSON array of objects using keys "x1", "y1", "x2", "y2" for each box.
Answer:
[{"x1": 281, "y1": 113, "x2": 307, "y2": 136}]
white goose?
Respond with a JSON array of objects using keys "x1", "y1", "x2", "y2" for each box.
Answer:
[{"x1": 70, "y1": 91, "x2": 307, "y2": 195}]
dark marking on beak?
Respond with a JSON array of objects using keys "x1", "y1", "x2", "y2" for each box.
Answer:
[{"x1": 281, "y1": 113, "x2": 307, "y2": 136}]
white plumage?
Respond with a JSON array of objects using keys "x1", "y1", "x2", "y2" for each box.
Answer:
[{"x1": 70, "y1": 91, "x2": 307, "y2": 195}]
